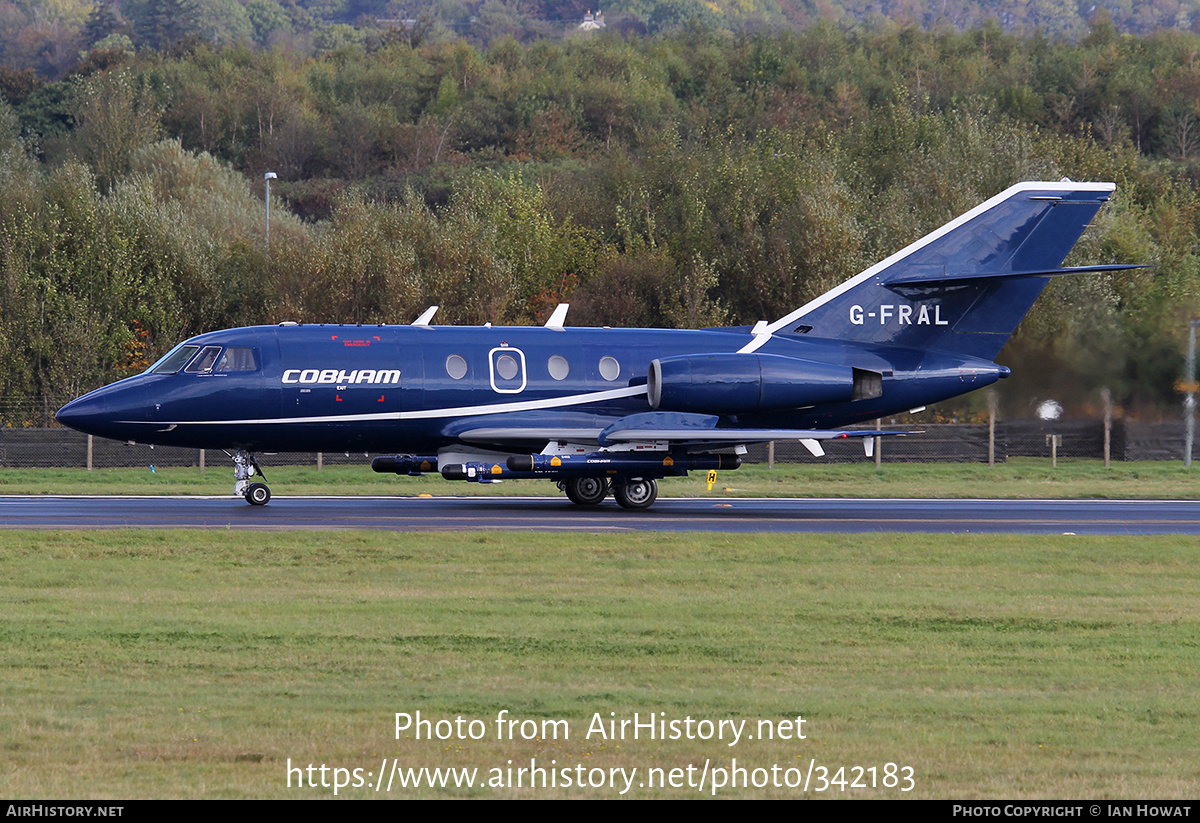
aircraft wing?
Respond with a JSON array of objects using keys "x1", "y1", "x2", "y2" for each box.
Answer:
[
  {"x1": 601, "y1": 427, "x2": 902, "y2": 443},
  {"x1": 457, "y1": 425, "x2": 901, "y2": 444},
  {"x1": 601, "y1": 424, "x2": 902, "y2": 458},
  {"x1": 457, "y1": 414, "x2": 905, "y2": 458},
  {"x1": 458, "y1": 428, "x2": 606, "y2": 446}
]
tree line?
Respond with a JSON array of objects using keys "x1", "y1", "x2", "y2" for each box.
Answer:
[
  {"x1": 9, "y1": 0, "x2": 1200, "y2": 81},
  {"x1": 1, "y1": 23, "x2": 1199, "y2": 424}
]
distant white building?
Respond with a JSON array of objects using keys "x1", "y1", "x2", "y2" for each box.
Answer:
[
  {"x1": 579, "y1": 10, "x2": 605, "y2": 30},
  {"x1": 376, "y1": 17, "x2": 419, "y2": 30}
]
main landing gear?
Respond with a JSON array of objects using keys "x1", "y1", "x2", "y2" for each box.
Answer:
[
  {"x1": 563, "y1": 476, "x2": 608, "y2": 505},
  {"x1": 561, "y1": 477, "x2": 658, "y2": 509},
  {"x1": 613, "y1": 478, "x2": 658, "y2": 509},
  {"x1": 232, "y1": 449, "x2": 270, "y2": 506}
]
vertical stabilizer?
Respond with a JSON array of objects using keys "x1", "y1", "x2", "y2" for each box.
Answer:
[{"x1": 762, "y1": 181, "x2": 1116, "y2": 360}]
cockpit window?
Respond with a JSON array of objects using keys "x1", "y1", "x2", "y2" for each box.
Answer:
[
  {"x1": 148, "y1": 345, "x2": 200, "y2": 375},
  {"x1": 184, "y1": 346, "x2": 223, "y2": 374},
  {"x1": 214, "y1": 347, "x2": 258, "y2": 372}
]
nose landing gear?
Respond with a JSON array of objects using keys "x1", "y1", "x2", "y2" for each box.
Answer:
[{"x1": 232, "y1": 450, "x2": 271, "y2": 505}]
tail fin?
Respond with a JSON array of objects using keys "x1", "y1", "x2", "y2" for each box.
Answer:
[{"x1": 763, "y1": 181, "x2": 1124, "y2": 360}]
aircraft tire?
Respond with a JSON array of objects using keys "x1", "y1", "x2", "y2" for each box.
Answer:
[
  {"x1": 245, "y1": 482, "x2": 271, "y2": 506},
  {"x1": 565, "y1": 477, "x2": 607, "y2": 505},
  {"x1": 614, "y1": 479, "x2": 657, "y2": 509}
]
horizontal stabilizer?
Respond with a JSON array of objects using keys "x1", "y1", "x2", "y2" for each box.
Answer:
[{"x1": 887, "y1": 263, "x2": 1149, "y2": 287}]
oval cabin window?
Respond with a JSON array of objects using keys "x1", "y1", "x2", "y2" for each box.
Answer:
[
  {"x1": 548, "y1": 355, "x2": 569, "y2": 381},
  {"x1": 599, "y1": 356, "x2": 620, "y2": 381},
  {"x1": 446, "y1": 354, "x2": 468, "y2": 380},
  {"x1": 496, "y1": 354, "x2": 519, "y2": 380}
]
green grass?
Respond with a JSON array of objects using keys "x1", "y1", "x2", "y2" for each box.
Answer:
[
  {"x1": 2, "y1": 530, "x2": 1197, "y2": 798},
  {"x1": 1, "y1": 457, "x2": 1197, "y2": 499}
]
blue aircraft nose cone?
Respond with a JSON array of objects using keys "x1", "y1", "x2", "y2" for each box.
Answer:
[
  {"x1": 56, "y1": 380, "x2": 150, "y2": 440},
  {"x1": 56, "y1": 393, "x2": 108, "y2": 435}
]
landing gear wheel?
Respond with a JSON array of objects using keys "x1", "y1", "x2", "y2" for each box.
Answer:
[
  {"x1": 232, "y1": 449, "x2": 269, "y2": 505},
  {"x1": 245, "y1": 482, "x2": 271, "y2": 506},
  {"x1": 614, "y1": 479, "x2": 657, "y2": 509},
  {"x1": 565, "y1": 476, "x2": 608, "y2": 505}
]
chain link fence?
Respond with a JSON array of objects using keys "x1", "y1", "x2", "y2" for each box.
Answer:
[
  {"x1": 0, "y1": 428, "x2": 376, "y2": 470},
  {"x1": 7, "y1": 389, "x2": 1197, "y2": 467},
  {"x1": 0, "y1": 397, "x2": 73, "y2": 430},
  {"x1": 745, "y1": 419, "x2": 1198, "y2": 464},
  {"x1": 1, "y1": 419, "x2": 1196, "y2": 469}
]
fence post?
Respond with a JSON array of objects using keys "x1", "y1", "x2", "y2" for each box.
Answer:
[
  {"x1": 767, "y1": 441, "x2": 774, "y2": 469},
  {"x1": 1045, "y1": 434, "x2": 1061, "y2": 467},
  {"x1": 874, "y1": 421, "x2": 882, "y2": 468},
  {"x1": 1186, "y1": 320, "x2": 1198, "y2": 467},
  {"x1": 317, "y1": 452, "x2": 323, "y2": 471},
  {"x1": 987, "y1": 390, "x2": 997, "y2": 468},
  {"x1": 1101, "y1": 387, "x2": 1112, "y2": 468},
  {"x1": 199, "y1": 449, "x2": 205, "y2": 473},
  {"x1": 87, "y1": 435, "x2": 93, "y2": 472}
]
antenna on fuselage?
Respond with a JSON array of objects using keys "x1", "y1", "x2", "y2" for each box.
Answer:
[
  {"x1": 412, "y1": 305, "x2": 439, "y2": 326},
  {"x1": 544, "y1": 303, "x2": 569, "y2": 330}
]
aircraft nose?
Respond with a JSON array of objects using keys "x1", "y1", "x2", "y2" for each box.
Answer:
[
  {"x1": 55, "y1": 393, "x2": 108, "y2": 435},
  {"x1": 56, "y1": 380, "x2": 149, "y2": 440}
]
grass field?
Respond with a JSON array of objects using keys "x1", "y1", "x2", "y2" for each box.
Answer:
[
  {"x1": 1, "y1": 457, "x2": 1198, "y2": 499},
  {"x1": 2, "y1": 529, "x2": 1197, "y2": 799}
]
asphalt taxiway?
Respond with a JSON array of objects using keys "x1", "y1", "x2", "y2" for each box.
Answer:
[{"x1": 1, "y1": 495, "x2": 1197, "y2": 534}]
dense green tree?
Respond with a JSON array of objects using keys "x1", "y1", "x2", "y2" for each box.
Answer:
[
  {"x1": 82, "y1": 0, "x2": 130, "y2": 48},
  {"x1": 1, "y1": 24, "x2": 1199, "y2": 420},
  {"x1": 71, "y1": 68, "x2": 160, "y2": 191},
  {"x1": 133, "y1": 0, "x2": 193, "y2": 48},
  {"x1": 245, "y1": 0, "x2": 294, "y2": 45}
]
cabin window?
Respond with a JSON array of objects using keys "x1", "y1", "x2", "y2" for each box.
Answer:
[
  {"x1": 495, "y1": 354, "x2": 519, "y2": 380},
  {"x1": 548, "y1": 355, "x2": 569, "y2": 381},
  {"x1": 214, "y1": 347, "x2": 258, "y2": 372},
  {"x1": 599, "y1": 356, "x2": 620, "y2": 381},
  {"x1": 488, "y1": 346, "x2": 527, "y2": 393},
  {"x1": 184, "y1": 346, "x2": 223, "y2": 374},
  {"x1": 149, "y1": 345, "x2": 200, "y2": 375},
  {"x1": 446, "y1": 354, "x2": 468, "y2": 380}
]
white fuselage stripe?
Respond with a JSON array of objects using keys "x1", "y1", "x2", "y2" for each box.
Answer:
[{"x1": 117, "y1": 385, "x2": 648, "y2": 426}]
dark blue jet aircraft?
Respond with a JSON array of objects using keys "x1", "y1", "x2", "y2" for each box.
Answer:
[{"x1": 56, "y1": 180, "x2": 1138, "y2": 508}]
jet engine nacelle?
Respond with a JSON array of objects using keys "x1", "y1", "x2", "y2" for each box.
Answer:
[{"x1": 647, "y1": 353, "x2": 864, "y2": 414}]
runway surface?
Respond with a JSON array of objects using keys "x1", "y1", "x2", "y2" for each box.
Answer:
[{"x1": 1, "y1": 495, "x2": 1198, "y2": 534}]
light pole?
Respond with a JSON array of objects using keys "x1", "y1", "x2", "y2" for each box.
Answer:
[{"x1": 264, "y1": 172, "x2": 277, "y2": 255}]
